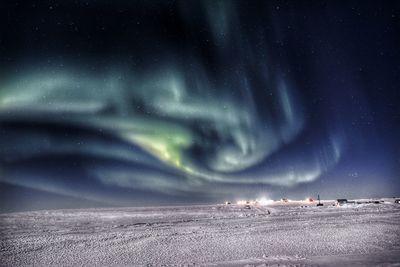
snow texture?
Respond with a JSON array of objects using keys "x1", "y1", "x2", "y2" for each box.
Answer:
[{"x1": 1, "y1": 199, "x2": 400, "y2": 266}]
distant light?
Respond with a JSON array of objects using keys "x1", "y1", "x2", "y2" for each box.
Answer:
[
  {"x1": 237, "y1": 200, "x2": 247, "y2": 205},
  {"x1": 304, "y1": 197, "x2": 314, "y2": 203},
  {"x1": 237, "y1": 198, "x2": 273, "y2": 205},
  {"x1": 258, "y1": 197, "x2": 274, "y2": 205}
]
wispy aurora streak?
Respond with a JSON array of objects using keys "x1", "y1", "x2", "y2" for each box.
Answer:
[
  {"x1": 0, "y1": 1, "x2": 347, "y2": 203},
  {"x1": 0, "y1": 65, "x2": 342, "y2": 195}
]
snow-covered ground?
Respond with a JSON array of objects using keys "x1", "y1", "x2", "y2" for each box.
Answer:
[{"x1": 1, "y1": 199, "x2": 400, "y2": 266}]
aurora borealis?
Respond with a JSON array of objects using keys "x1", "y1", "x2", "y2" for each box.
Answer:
[{"x1": 1, "y1": 1, "x2": 399, "y2": 211}]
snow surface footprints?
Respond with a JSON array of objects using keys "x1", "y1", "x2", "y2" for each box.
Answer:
[{"x1": 0, "y1": 201, "x2": 400, "y2": 266}]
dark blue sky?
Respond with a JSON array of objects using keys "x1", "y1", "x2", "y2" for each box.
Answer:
[{"x1": 0, "y1": 0, "x2": 399, "y2": 212}]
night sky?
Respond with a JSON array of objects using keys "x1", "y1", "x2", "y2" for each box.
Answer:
[{"x1": 0, "y1": 0, "x2": 399, "y2": 212}]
